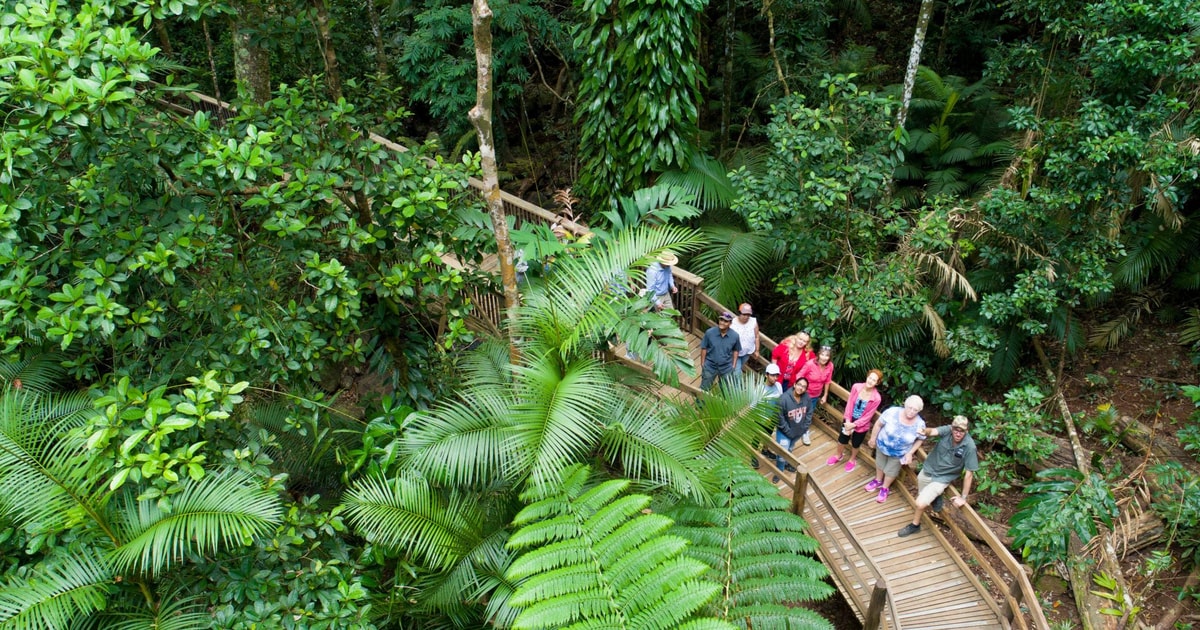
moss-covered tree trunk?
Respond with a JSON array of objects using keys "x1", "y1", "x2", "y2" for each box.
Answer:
[{"x1": 230, "y1": 0, "x2": 271, "y2": 104}]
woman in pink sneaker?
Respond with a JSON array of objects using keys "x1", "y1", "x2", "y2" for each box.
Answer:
[
  {"x1": 863, "y1": 395, "x2": 926, "y2": 503},
  {"x1": 827, "y1": 369, "x2": 883, "y2": 472}
]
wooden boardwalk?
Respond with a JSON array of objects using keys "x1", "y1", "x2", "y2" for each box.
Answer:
[{"x1": 764, "y1": 416, "x2": 1006, "y2": 629}]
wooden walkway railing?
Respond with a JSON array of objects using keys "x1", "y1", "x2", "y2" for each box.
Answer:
[{"x1": 158, "y1": 88, "x2": 1048, "y2": 630}]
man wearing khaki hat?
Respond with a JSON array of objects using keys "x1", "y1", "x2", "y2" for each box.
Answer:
[
  {"x1": 645, "y1": 251, "x2": 679, "y2": 310},
  {"x1": 898, "y1": 415, "x2": 979, "y2": 537}
]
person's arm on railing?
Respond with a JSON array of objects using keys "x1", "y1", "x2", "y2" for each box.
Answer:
[{"x1": 954, "y1": 470, "x2": 973, "y2": 508}]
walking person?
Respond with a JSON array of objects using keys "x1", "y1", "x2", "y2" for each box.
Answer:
[
  {"x1": 730, "y1": 303, "x2": 760, "y2": 373},
  {"x1": 827, "y1": 369, "x2": 883, "y2": 472},
  {"x1": 645, "y1": 251, "x2": 678, "y2": 310},
  {"x1": 898, "y1": 415, "x2": 979, "y2": 537},
  {"x1": 699, "y1": 311, "x2": 740, "y2": 391},
  {"x1": 774, "y1": 377, "x2": 812, "y2": 481},
  {"x1": 795, "y1": 345, "x2": 834, "y2": 444},
  {"x1": 864, "y1": 395, "x2": 927, "y2": 503}
]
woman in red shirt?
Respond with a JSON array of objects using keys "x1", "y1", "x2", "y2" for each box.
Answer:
[{"x1": 771, "y1": 331, "x2": 815, "y2": 391}]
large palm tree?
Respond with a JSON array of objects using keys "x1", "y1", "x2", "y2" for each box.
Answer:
[
  {"x1": 0, "y1": 368, "x2": 284, "y2": 629},
  {"x1": 341, "y1": 227, "x2": 785, "y2": 626}
]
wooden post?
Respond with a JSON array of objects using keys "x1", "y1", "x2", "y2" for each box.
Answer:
[
  {"x1": 1001, "y1": 564, "x2": 1032, "y2": 622},
  {"x1": 791, "y1": 469, "x2": 809, "y2": 516},
  {"x1": 864, "y1": 578, "x2": 888, "y2": 630}
]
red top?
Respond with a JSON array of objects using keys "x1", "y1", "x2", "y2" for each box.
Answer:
[
  {"x1": 797, "y1": 358, "x2": 834, "y2": 399},
  {"x1": 772, "y1": 344, "x2": 815, "y2": 388}
]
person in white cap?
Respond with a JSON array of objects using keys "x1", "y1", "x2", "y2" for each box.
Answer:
[
  {"x1": 763, "y1": 363, "x2": 783, "y2": 398},
  {"x1": 898, "y1": 415, "x2": 978, "y2": 537},
  {"x1": 730, "y1": 303, "x2": 760, "y2": 373},
  {"x1": 645, "y1": 251, "x2": 678, "y2": 310}
]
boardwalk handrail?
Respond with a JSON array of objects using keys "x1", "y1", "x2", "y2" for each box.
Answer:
[{"x1": 760, "y1": 441, "x2": 902, "y2": 630}]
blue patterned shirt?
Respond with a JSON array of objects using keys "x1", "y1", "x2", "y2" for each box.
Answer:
[{"x1": 874, "y1": 406, "x2": 926, "y2": 458}]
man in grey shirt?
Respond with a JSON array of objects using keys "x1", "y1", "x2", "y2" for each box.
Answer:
[
  {"x1": 698, "y1": 311, "x2": 740, "y2": 391},
  {"x1": 898, "y1": 415, "x2": 979, "y2": 537}
]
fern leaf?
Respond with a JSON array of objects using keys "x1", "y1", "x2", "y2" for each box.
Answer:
[
  {"x1": 505, "y1": 465, "x2": 735, "y2": 630},
  {"x1": 666, "y1": 458, "x2": 834, "y2": 630}
]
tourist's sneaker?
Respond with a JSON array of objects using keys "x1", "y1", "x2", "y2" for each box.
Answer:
[
  {"x1": 876, "y1": 487, "x2": 890, "y2": 503},
  {"x1": 931, "y1": 495, "x2": 945, "y2": 513},
  {"x1": 898, "y1": 523, "x2": 921, "y2": 537},
  {"x1": 801, "y1": 431, "x2": 811, "y2": 446},
  {"x1": 826, "y1": 455, "x2": 840, "y2": 466},
  {"x1": 772, "y1": 475, "x2": 780, "y2": 484},
  {"x1": 864, "y1": 479, "x2": 882, "y2": 493},
  {"x1": 844, "y1": 459, "x2": 856, "y2": 472}
]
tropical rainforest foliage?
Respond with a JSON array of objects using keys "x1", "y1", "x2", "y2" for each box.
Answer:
[{"x1": 2, "y1": 0, "x2": 1200, "y2": 625}]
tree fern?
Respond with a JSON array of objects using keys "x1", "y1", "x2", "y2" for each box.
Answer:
[
  {"x1": 504, "y1": 465, "x2": 736, "y2": 630},
  {"x1": 666, "y1": 458, "x2": 834, "y2": 630}
]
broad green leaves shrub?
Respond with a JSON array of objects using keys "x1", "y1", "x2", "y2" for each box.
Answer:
[{"x1": 1009, "y1": 468, "x2": 1118, "y2": 568}]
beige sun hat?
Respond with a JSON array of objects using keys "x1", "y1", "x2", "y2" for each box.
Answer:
[{"x1": 657, "y1": 251, "x2": 679, "y2": 266}]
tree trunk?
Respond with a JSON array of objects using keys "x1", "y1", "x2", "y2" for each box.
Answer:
[
  {"x1": 201, "y1": 18, "x2": 223, "y2": 102},
  {"x1": 896, "y1": 0, "x2": 935, "y2": 129},
  {"x1": 468, "y1": 0, "x2": 520, "y2": 362},
  {"x1": 1035, "y1": 338, "x2": 1136, "y2": 630},
  {"x1": 763, "y1": 0, "x2": 789, "y2": 98},
  {"x1": 153, "y1": 18, "x2": 174, "y2": 56},
  {"x1": 310, "y1": 0, "x2": 343, "y2": 101},
  {"x1": 230, "y1": 0, "x2": 271, "y2": 104},
  {"x1": 720, "y1": 0, "x2": 733, "y2": 153},
  {"x1": 365, "y1": 0, "x2": 389, "y2": 80}
]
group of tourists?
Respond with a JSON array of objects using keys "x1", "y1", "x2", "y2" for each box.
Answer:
[
  {"x1": 649, "y1": 253, "x2": 977, "y2": 539},
  {"x1": 695, "y1": 299, "x2": 978, "y2": 539}
]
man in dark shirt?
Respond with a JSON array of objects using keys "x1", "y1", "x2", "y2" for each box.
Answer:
[
  {"x1": 898, "y1": 415, "x2": 979, "y2": 537},
  {"x1": 698, "y1": 311, "x2": 740, "y2": 390}
]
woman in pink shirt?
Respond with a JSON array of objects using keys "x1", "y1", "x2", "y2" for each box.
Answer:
[
  {"x1": 794, "y1": 345, "x2": 834, "y2": 444},
  {"x1": 827, "y1": 369, "x2": 883, "y2": 472}
]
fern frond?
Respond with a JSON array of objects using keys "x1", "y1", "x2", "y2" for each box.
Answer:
[
  {"x1": 666, "y1": 458, "x2": 834, "y2": 629},
  {"x1": 505, "y1": 465, "x2": 733, "y2": 630}
]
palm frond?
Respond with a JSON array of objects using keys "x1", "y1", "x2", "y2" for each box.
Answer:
[
  {"x1": 656, "y1": 153, "x2": 736, "y2": 212},
  {"x1": 111, "y1": 469, "x2": 283, "y2": 576},
  {"x1": 505, "y1": 465, "x2": 734, "y2": 630},
  {"x1": 1180, "y1": 308, "x2": 1200, "y2": 346},
  {"x1": 87, "y1": 593, "x2": 209, "y2": 630},
  {"x1": 685, "y1": 374, "x2": 776, "y2": 461},
  {"x1": 0, "y1": 391, "x2": 107, "y2": 534},
  {"x1": 0, "y1": 355, "x2": 65, "y2": 394},
  {"x1": 342, "y1": 469, "x2": 496, "y2": 571},
  {"x1": 597, "y1": 396, "x2": 708, "y2": 501},
  {"x1": 922, "y1": 303, "x2": 950, "y2": 358},
  {"x1": 1087, "y1": 290, "x2": 1161, "y2": 350},
  {"x1": 601, "y1": 184, "x2": 704, "y2": 233},
  {"x1": 510, "y1": 356, "x2": 610, "y2": 496},
  {"x1": 667, "y1": 458, "x2": 834, "y2": 629},
  {"x1": 400, "y1": 389, "x2": 517, "y2": 489},
  {"x1": 691, "y1": 226, "x2": 776, "y2": 307},
  {"x1": 907, "y1": 250, "x2": 977, "y2": 301},
  {"x1": 0, "y1": 550, "x2": 112, "y2": 630}
]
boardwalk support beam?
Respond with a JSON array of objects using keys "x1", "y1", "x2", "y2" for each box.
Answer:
[
  {"x1": 1001, "y1": 564, "x2": 1032, "y2": 623},
  {"x1": 864, "y1": 578, "x2": 889, "y2": 630}
]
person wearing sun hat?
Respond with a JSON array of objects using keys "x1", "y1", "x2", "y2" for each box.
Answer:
[
  {"x1": 699, "y1": 311, "x2": 740, "y2": 391},
  {"x1": 898, "y1": 415, "x2": 979, "y2": 537},
  {"x1": 730, "y1": 303, "x2": 760, "y2": 373},
  {"x1": 645, "y1": 251, "x2": 679, "y2": 311}
]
